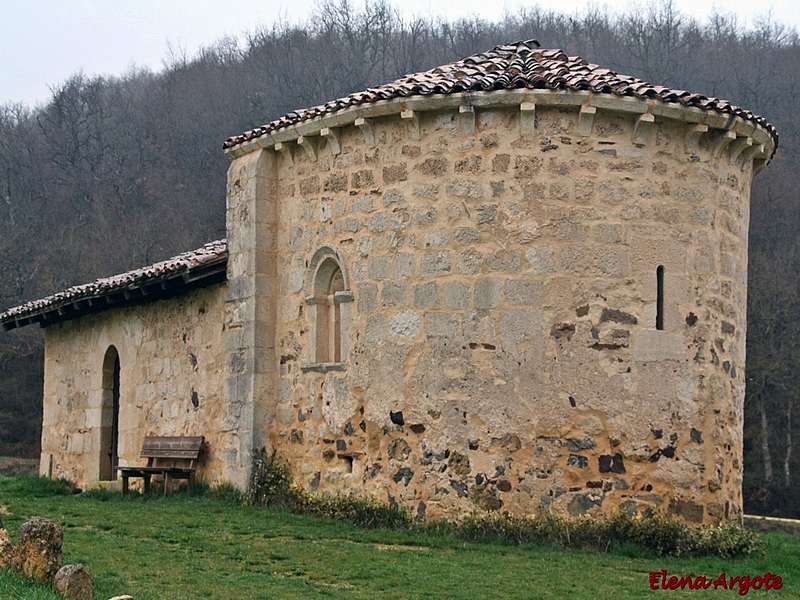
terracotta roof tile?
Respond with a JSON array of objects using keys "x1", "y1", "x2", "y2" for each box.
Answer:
[
  {"x1": 223, "y1": 40, "x2": 778, "y2": 151},
  {"x1": 0, "y1": 240, "x2": 227, "y2": 330}
]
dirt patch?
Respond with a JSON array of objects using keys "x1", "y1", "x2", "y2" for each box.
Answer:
[
  {"x1": 745, "y1": 514, "x2": 800, "y2": 538},
  {"x1": 0, "y1": 457, "x2": 38, "y2": 477},
  {"x1": 373, "y1": 544, "x2": 427, "y2": 551}
]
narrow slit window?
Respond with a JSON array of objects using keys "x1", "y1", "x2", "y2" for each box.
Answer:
[{"x1": 656, "y1": 265, "x2": 665, "y2": 330}]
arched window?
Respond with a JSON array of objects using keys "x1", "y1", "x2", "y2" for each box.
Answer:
[
  {"x1": 314, "y1": 258, "x2": 344, "y2": 362},
  {"x1": 99, "y1": 346, "x2": 120, "y2": 481},
  {"x1": 304, "y1": 246, "x2": 353, "y2": 370}
]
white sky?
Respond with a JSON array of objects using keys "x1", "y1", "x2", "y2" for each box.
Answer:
[{"x1": 1, "y1": 0, "x2": 798, "y2": 107}]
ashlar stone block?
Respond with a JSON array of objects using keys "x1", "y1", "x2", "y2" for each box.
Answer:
[
  {"x1": 474, "y1": 278, "x2": 503, "y2": 309},
  {"x1": 525, "y1": 247, "x2": 555, "y2": 274},
  {"x1": 505, "y1": 279, "x2": 543, "y2": 305},
  {"x1": 382, "y1": 281, "x2": 408, "y2": 307},
  {"x1": 395, "y1": 253, "x2": 416, "y2": 277},
  {"x1": 633, "y1": 330, "x2": 686, "y2": 362},
  {"x1": 368, "y1": 255, "x2": 393, "y2": 280},
  {"x1": 443, "y1": 281, "x2": 471, "y2": 309},
  {"x1": 413, "y1": 282, "x2": 439, "y2": 309},
  {"x1": 390, "y1": 311, "x2": 420, "y2": 338},
  {"x1": 357, "y1": 283, "x2": 378, "y2": 313},
  {"x1": 420, "y1": 251, "x2": 452, "y2": 277}
]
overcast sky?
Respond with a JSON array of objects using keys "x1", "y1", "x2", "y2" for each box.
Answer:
[{"x1": 1, "y1": 0, "x2": 798, "y2": 107}]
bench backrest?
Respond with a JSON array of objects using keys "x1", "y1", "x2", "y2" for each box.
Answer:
[{"x1": 141, "y1": 436, "x2": 204, "y2": 463}]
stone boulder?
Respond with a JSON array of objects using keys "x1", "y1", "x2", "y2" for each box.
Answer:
[
  {"x1": 54, "y1": 564, "x2": 95, "y2": 600},
  {"x1": 0, "y1": 527, "x2": 17, "y2": 569},
  {"x1": 108, "y1": 596, "x2": 135, "y2": 600},
  {"x1": 16, "y1": 517, "x2": 63, "y2": 582}
]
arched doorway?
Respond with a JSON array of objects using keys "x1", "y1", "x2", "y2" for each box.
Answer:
[{"x1": 99, "y1": 346, "x2": 120, "y2": 481}]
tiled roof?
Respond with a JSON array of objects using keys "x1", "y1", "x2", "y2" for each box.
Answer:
[
  {"x1": 0, "y1": 240, "x2": 228, "y2": 331},
  {"x1": 223, "y1": 40, "x2": 778, "y2": 152}
]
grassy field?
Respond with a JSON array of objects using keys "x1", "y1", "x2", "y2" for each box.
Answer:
[{"x1": 0, "y1": 475, "x2": 798, "y2": 599}]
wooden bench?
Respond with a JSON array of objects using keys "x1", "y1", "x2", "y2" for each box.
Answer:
[{"x1": 117, "y1": 436, "x2": 204, "y2": 496}]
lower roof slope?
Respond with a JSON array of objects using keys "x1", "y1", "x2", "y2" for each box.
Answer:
[{"x1": 0, "y1": 240, "x2": 228, "y2": 331}]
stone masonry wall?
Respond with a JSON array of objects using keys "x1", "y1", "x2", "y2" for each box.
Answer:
[
  {"x1": 263, "y1": 101, "x2": 753, "y2": 523},
  {"x1": 41, "y1": 285, "x2": 228, "y2": 490}
]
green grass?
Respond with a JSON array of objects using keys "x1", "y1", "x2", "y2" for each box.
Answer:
[
  {"x1": 0, "y1": 568, "x2": 62, "y2": 600},
  {"x1": 1, "y1": 475, "x2": 799, "y2": 599}
]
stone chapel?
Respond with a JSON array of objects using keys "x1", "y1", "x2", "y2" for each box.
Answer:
[{"x1": 0, "y1": 41, "x2": 778, "y2": 523}]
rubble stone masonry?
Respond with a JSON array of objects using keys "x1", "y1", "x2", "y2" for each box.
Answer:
[{"x1": 41, "y1": 286, "x2": 228, "y2": 487}]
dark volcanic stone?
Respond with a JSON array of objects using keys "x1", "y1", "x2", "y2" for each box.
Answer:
[
  {"x1": 567, "y1": 437, "x2": 596, "y2": 452},
  {"x1": 393, "y1": 467, "x2": 414, "y2": 486},
  {"x1": 567, "y1": 454, "x2": 589, "y2": 469},
  {"x1": 450, "y1": 479, "x2": 469, "y2": 497},
  {"x1": 669, "y1": 499, "x2": 704, "y2": 523},
  {"x1": 568, "y1": 493, "x2": 602, "y2": 516},
  {"x1": 599, "y1": 453, "x2": 626, "y2": 474}
]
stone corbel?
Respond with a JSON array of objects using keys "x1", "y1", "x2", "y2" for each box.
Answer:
[
  {"x1": 297, "y1": 136, "x2": 317, "y2": 162},
  {"x1": 401, "y1": 108, "x2": 419, "y2": 139},
  {"x1": 320, "y1": 127, "x2": 341, "y2": 156},
  {"x1": 354, "y1": 117, "x2": 375, "y2": 147},
  {"x1": 728, "y1": 136, "x2": 753, "y2": 165},
  {"x1": 520, "y1": 102, "x2": 536, "y2": 134},
  {"x1": 633, "y1": 113, "x2": 655, "y2": 146},
  {"x1": 578, "y1": 106, "x2": 596, "y2": 137},
  {"x1": 459, "y1": 105, "x2": 476, "y2": 135},
  {"x1": 274, "y1": 142, "x2": 294, "y2": 167},
  {"x1": 712, "y1": 130, "x2": 737, "y2": 158},
  {"x1": 684, "y1": 124, "x2": 708, "y2": 154},
  {"x1": 752, "y1": 158, "x2": 768, "y2": 176},
  {"x1": 740, "y1": 143, "x2": 765, "y2": 172}
]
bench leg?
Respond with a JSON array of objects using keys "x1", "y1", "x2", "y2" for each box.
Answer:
[
  {"x1": 144, "y1": 474, "x2": 151, "y2": 494},
  {"x1": 122, "y1": 476, "x2": 129, "y2": 496},
  {"x1": 165, "y1": 472, "x2": 173, "y2": 495}
]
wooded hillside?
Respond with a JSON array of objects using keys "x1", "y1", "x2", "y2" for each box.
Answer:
[{"x1": 1, "y1": 0, "x2": 798, "y2": 517}]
